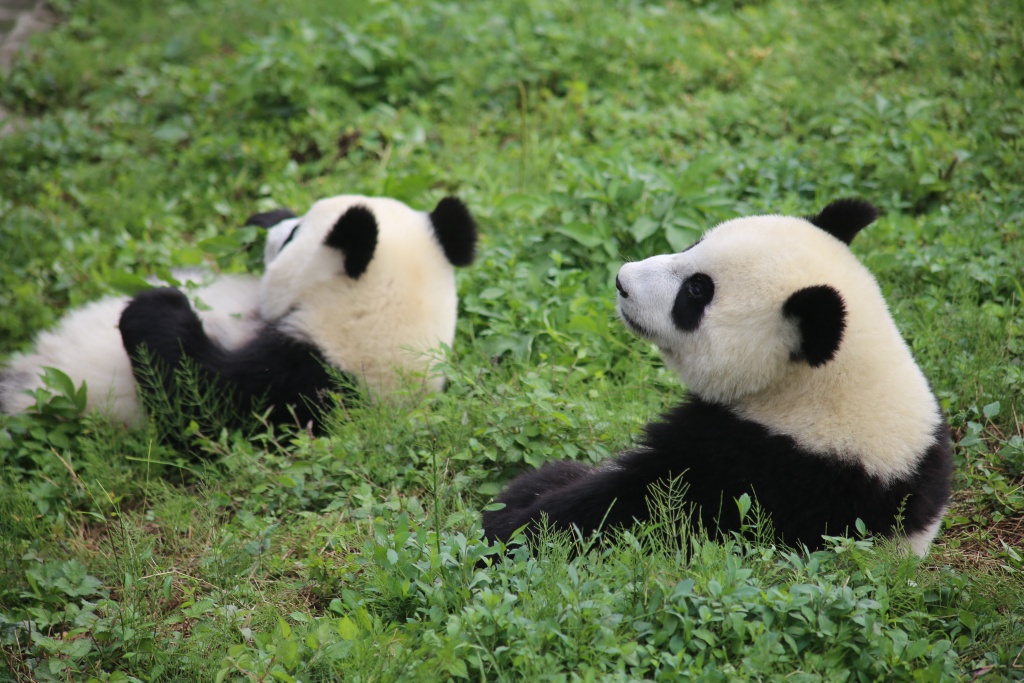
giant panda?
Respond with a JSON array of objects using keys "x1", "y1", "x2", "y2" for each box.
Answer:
[
  {"x1": 0, "y1": 207, "x2": 298, "y2": 428},
  {"x1": 483, "y1": 199, "x2": 952, "y2": 557},
  {"x1": 118, "y1": 194, "x2": 478, "y2": 433}
]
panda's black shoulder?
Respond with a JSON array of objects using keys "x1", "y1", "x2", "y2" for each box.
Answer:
[
  {"x1": 607, "y1": 398, "x2": 788, "y2": 499},
  {"x1": 634, "y1": 398, "x2": 775, "y2": 461},
  {"x1": 630, "y1": 397, "x2": 871, "y2": 489}
]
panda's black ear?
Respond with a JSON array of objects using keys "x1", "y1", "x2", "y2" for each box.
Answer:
[
  {"x1": 806, "y1": 199, "x2": 879, "y2": 245},
  {"x1": 429, "y1": 197, "x2": 478, "y2": 267},
  {"x1": 244, "y1": 208, "x2": 297, "y2": 229},
  {"x1": 325, "y1": 205, "x2": 378, "y2": 279},
  {"x1": 783, "y1": 285, "x2": 847, "y2": 368}
]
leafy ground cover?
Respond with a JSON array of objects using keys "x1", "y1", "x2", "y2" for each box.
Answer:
[{"x1": 1, "y1": 0, "x2": 1022, "y2": 680}]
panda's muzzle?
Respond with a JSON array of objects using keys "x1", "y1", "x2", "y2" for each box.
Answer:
[
  {"x1": 615, "y1": 275, "x2": 629, "y2": 298},
  {"x1": 618, "y1": 307, "x2": 655, "y2": 340}
]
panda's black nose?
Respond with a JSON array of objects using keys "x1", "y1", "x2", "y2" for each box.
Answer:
[{"x1": 616, "y1": 275, "x2": 628, "y2": 298}]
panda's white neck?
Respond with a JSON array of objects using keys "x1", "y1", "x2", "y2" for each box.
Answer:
[
  {"x1": 730, "y1": 329, "x2": 941, "y2": 483},
  {"x1": 278, "y1": 297, "x2": 450, "y2": 397}
]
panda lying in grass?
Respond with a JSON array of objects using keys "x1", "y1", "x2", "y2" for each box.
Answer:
[
  {"x1": 484, "y1": 199, "x2": 952, "y2": 557},
  {"x1": 121, "y1": 194, "x2": 477, "y2": 433},
  {"x1": 1, "y1": 195, "x2": 478, "y2": 434}
]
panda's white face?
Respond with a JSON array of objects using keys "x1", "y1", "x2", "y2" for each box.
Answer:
[
  {"x1": 617, "y1": 215, "x2": 868, "y2": 403},
  {"x1": 259, "y1": 194, "x2": 476, "y2": 395},
  {"x1": 617, "y1": 209, "x2": 941, "y2": 480}
]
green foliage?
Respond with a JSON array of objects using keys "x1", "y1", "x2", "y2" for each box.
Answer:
[
  {"x1": 2, "y1": 367, "x2": 88, "y2": 455},
  {"x1": 2, "y1": 0, "x2": 1023, "y2": 680},
  {"x1": 129, "y1": 346, "x2": 267, "y2": 453},
  {"x1": 207, "y1": 513, "x2": 988, "y2": 682}
]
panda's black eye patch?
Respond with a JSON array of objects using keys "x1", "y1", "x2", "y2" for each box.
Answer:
[
  {"x1": 280, "y1": 223, "x2": 301, "y2": 250},
  {"x1": 686, "y1": 275, "x2": 709, "y2": 300},
  {"x1": 672, "y1": 272, "x2": 714, "y2": 332}
]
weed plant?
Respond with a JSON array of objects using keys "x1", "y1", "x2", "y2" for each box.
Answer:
[{"x1": 1, "y1": 0, "x2": 1022, "y2": 680}]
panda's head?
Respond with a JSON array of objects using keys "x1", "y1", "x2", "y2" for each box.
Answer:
[
  {"x1": 616, "y1": 200, "x2": 887, "y2": 404},
  {"x1": 257, "y1": 194, "x2": 477, "y2": 393}
]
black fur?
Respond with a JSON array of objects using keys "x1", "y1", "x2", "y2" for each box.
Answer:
[
  {"x1": 280, "y1": 223, "x2": 301, "y2": 250},
  {"x1": 783, "y1": 285, "x2": 847, "y2": 367},
  {"x1": 671, "y1": 273, "x2": 715, "y2": 332},
  {"x1": 119, "y1": 287, "x2": 353, "y2": 434},
  {"x1": 429, "y1": 197, "x2": 478, "y2": 267},
  {"x1": 807, "y1": 199, "x2": 879, "y2": 245},
  {"x1": 244, "y1": 208, "x2": 297, "y2": 229},
  {"x1": 325, "y1": 206, "x2": 378, "y2": 279},
  {"x1": 483, "y1": 399, "x2": 952, "y2": 553}
]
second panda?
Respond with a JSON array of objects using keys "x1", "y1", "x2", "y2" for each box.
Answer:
[
  {"x1": 483, "y1": 199, "x2": 952, "y2": 557},
  {"x1": 119, "y1": 194, "x2": 478, "y2": 433}
]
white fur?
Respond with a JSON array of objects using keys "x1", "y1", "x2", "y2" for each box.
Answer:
[
  {"x1": 617, "y1": 214, "x2": 941, "y2": 483},
  {"x1": 173, "y1": 271, "x2": 266, "y2": 349},
  {"x1": 907, "y1": 512, "x2": 945, "y2": 557},
  {"x1": 1, "y1": 272, "x2": 264, "y2": 427},
  {"x1": 259, "y1": 195, "x2": 458, "y2": 395}
]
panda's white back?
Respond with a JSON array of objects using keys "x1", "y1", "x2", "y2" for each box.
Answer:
[{"x1": 1, "y1": 296, "x2": 138, "y2": 424}]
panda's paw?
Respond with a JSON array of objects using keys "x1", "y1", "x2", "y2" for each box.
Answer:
[
  {"x1": 120, "y1": 287, "x2": 205, "y2": 351},
  {"x1": 139, "y1": 285, "x2": 192, "y2": 305},
  {"x1": 123, "y1": 287, "x2": 195, "y2": 321}
]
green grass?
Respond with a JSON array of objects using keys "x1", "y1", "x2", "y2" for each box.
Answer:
[{"x1": 1, "y1": 0, "x2": 1023, "y2": 680}]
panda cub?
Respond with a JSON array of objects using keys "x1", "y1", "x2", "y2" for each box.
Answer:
[
  {"x1": 484, "y1": 199, "x2": 952, "y2": 557},
  {"x1": 0, "y1": 209, "x2": 294, "y2": 428},
  {"x1": 119, "y1": 194, "x2": 477, "y2": 432}
]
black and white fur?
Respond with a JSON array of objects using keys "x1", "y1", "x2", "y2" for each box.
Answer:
[
  {"x1": 483, "y1": 199, "x2": 952, "y2": 557},
  {"x1": 0, "y1": 208, "x2": 290, "y2": 427},
  {"x1": 118, "y1": 194, "x2": 477, "y2": 432}
]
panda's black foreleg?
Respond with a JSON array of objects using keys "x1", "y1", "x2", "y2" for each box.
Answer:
[
  {"x1": 120, "y1": 287, "x2": 233, "y2": 434},
  {"x1": 119, "y1": 287, "x2": 213, "y2": 397},
  {"x1": 120, "y1": 287, "x2": 344, "y2": 435},
  {"x1": 482, "y1": 455, "x2": 660, "y2": 553}
]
